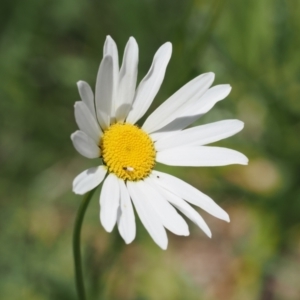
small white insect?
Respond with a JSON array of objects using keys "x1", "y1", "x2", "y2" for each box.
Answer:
[{"x1": 123, "y1": 166, "x2": 134, "y2": 172}]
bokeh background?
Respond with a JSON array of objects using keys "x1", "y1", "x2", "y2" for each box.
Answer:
[{"x1": 1, "y1": 0, "x2": 300, "y2": 299}]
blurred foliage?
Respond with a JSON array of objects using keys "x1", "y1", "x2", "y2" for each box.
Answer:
[{"x1": 0, "y1": 0, "x2": 300, "y2": 299}]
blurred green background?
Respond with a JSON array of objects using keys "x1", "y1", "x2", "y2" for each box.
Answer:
[{"x1": 1, "y1": 0, "x2": 300, "y2": 299}]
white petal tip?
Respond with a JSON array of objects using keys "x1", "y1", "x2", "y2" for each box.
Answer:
[
  {"x1": 238, "y1": 120, "x2": 245, "y2": 129},
  {"x1": 242, "y1": 157, "x2": 249, "y2": 165},
  {"x1": 100, "y1": 214, "x2": 114, "y2": 233},
  {"x1": 207, "y1": 72, "x2": 215, "y2": 79},
  {"x1": 223, "y1": 84, "x2": 232, "y2": 92},
  {"x1": 102, "y1": 224, "x2": 114, "y2": 233},
  {"x1": 165, "y1": 41, "x2": 172, "y2": 48},
  {"x1": 235, "y1": 153, "x2": 249, "y2": 165},
  {"x1": 181, "y1": 226, "x2": 190, "y2": 236},
  {"x1": 156, "y1": 240, "x2": 168, "y2": 250},
  {"x1": 124, "y1": 238, "x2": 134, "y2": 245},
  {"x1": 160, "y1": 42, "x2": 172, "y2": 53},
  {"x1": 73, "y1": 189, "x2": 84, "y2": 196},
  {"x1": 70, "y1": 131, "x2": 77, "y2": 141},
  {"x1": 223, "y1": 214, "x2": 230, "y2": 223},
  {"x1": 201, "y1": 226, "x2": 212, "y2": 238},
  {"x1": 129, "y1": 36, "x2": 137, "y2": 43}
]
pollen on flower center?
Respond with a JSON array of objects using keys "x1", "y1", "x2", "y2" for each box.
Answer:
[{"x1": 100, "y1": 123, "x2": 156, "y2": 181}]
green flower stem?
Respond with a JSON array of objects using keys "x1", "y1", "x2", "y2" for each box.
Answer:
[{"x1": 73, "y1": 188, "x2": 96, "y2": 300}]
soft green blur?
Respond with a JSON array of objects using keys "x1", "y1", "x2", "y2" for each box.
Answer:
[{"x1": 1, "y1": 0, "x2": 300, "y2": 299}]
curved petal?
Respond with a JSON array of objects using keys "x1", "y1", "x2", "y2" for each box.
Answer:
[
  {"x1": 142, "y1": 72, "x2": 215, "y2": 133},
  {"x1": 142, "y1": 178, "x2": 189, "y2": 236},
  {"x1": 100, "y1": 173, "x2": 120, "y2": 232},
  {"x1": 149, "y1": 84, "x2": 231, "y2": 141},
  {"x1": 74, "y1": 101, "x2": 103, "y2": 143},
  {"x1": 155, "y1": 184, "x2": 211, "y2": 237},
  {"x1": 117, "y1": 179, "x2": 136, "y2": 244},
  {"x1": 151, "y1": 170, "x2": 230, "y2": 222},
  {"x1": 77, "y1": 81, "x2": 96, "y2": 118},
  {"x1": 103, "y1": 36, "x2": 119, "y2": 119},
  {"x1": 156, "y1": 146, "x2": 248, "y2": 166},
  {"x1": 115, "y1": 37, "x2": 139, "y2": 122},
  {"x1": 155, "y1": 120, "x2": 244, "y2": 151},
  {"x1": 183, "y1": 84, "x2": 232, "y2": 118},
  {"x1": 71, "y1": 130, "x2": 100, "y2": 159},
  {"x1": 95, "y1": 55, "x2": 114, "y2": 130},
  {"x1": 127, "y1": 181, "x2": 168, "y2": 249},
  {"x1": 73, "y1": 166, "x2": 107, "y2": 195},
  {"x1": 126, "y1": 42, "x2": 172, "y2": 124}
]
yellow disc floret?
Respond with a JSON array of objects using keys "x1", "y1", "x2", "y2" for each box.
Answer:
[{"x1": 100, "y1": 123, "x2": 156, "y2": 181}]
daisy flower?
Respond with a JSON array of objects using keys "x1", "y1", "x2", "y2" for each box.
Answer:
[{"x1": 71, "y1": 36, "x2": 248, "y2": 249}]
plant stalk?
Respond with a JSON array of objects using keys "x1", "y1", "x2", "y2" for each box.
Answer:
[{"x1": 73, "y1": 188, "x2": 96, "y2": 300}]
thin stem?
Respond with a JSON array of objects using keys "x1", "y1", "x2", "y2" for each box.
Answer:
[{"x1": 73, "y1": 188, "x2": 96, "y2": 300}]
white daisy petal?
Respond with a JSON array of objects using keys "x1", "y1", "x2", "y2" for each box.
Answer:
[
  {"x1": 73, "y1": 166, "x2": 107, "y2": 195},
  {"x1": 143, "y1": 72, "x2": 215, "y2": 133},
  {"x1": 152, "y1": 170, "x2": 230, "y2": 222},
  {"x1": 95, "y1": 55, "x2": 114, "y2": 130},
  {"x1": 126, "y1": 42, "x2": 172, "y2": 124},
  {"x1": 186, "y1": 84, "x2": 232, "y2": 117},
  {"x1": 143, "y1": 178, "x2": 189, "y2": 236},
  {"x1": 117, "y1": 179, "x2": 136, "y2": 244},
  {"x1": 149, "y1": 84, "x2": 232, "y2": 140},
  {"x1": 74, "y1": 101, "x2": 103, "y2": 143},
  {"x1": 77, "y1": 81, "x2": 96, "y2": 118},
  {"x1": 155, "y1": 184, "x2": 211, "y2": 237},
  {"x1": 127, "y1": 181, "x2": 168, "y2": 250},
  {"x1": 103, "y1": 36, "x2": 119, "y2": 119},
  {"x1": 100, "y1": 174, "x2": 120, "y2": 232},
  {"x1": 103, "y1": 36, "x2": 119, "y2": 86},
  {"x1": 157, "y1": 146, "x2": 249, "y2": 166},
  {"x1": 155, "y1": 119, "x2": 244, "y2": 151},
  {"x1": 115, "y1": 37, "x2": 139, "y2": 122},
  {"x1": 71, "y1": 130, "x2": 100, "y2": 159}
]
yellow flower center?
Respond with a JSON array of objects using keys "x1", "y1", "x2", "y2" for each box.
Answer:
[{"x1": 100, "y1": 123, "x2": 156, "y2": 181}]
